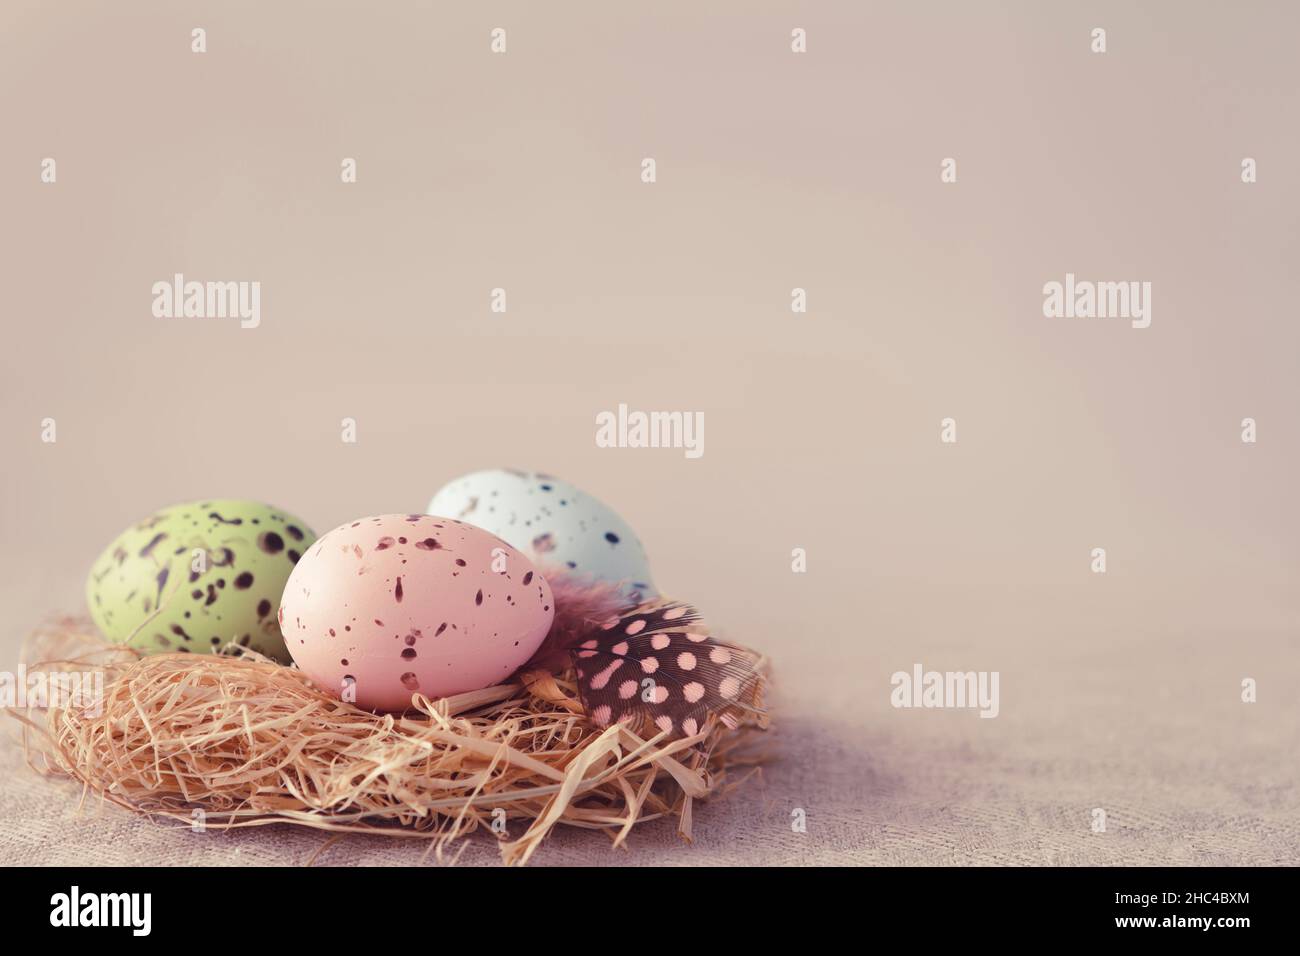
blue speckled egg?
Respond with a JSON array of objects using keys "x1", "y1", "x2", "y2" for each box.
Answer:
[{"x1": 427, "y1": 470, "x2": 657, "y2": 604}]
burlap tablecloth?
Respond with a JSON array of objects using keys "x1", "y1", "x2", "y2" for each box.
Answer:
[{"x1": 4, "y1": 627, "x2": 1295, "y2": 867}]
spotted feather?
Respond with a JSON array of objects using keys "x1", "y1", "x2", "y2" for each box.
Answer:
[{"x1": 570, "y1": 600, "x2": 764, "y2": 739}]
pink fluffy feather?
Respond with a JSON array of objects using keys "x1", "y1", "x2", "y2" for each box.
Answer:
[{"x1": 525, "y1": 569, "x2": 635, "y2": 672}]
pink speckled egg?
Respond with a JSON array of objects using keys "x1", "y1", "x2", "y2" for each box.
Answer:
[{"x1": 279, "y1": 514, "x2": 554, "y2": 711}]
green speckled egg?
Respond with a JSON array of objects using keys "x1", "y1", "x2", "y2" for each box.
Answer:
[{"x1": 86, "y1": 499, "x2": 317, "y2": 661}]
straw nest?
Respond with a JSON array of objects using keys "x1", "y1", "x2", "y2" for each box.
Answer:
[{"x1": 11, "y1": 617, "x2": 769, "y2": 866}]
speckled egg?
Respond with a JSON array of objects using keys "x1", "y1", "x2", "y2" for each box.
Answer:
[
  {"x1": 86, "y1": 500, "x2": 317, "y2": 661},
  {"x1": 427, "y1": 469, "x2": 657, "y2": 604},
  {"x1": 279, "y1": 514, "x2": 555, "y2": 711}
]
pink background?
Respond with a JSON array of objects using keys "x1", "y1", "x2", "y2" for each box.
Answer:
[{"x1": 1, "y1": 1, "x2": 1296, "y2": 865}]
